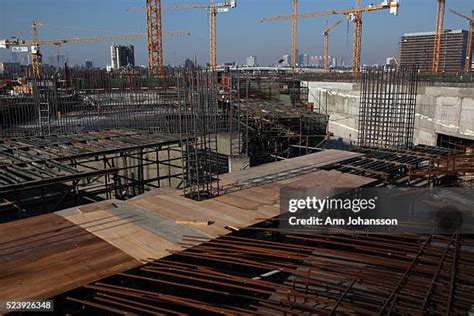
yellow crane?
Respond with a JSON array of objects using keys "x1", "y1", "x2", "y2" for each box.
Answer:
[
  {"x1": 432, "y1": 0, "x2": 446, "y2": 74},
  {"x1": 323, "y1": 20, "x2": 341, "y2": 72},
  {"x1": 261, "y1": 0, "x2": 400, "y2": 74},
  {"x1": 131, "y1": 0, "x2": 237, "y2": 72},
  {"x1": 0, "y1": 21, "x2": 190, "y2": 77},
  {"x1": 449, "y1": 8, "x2": 473, "y2": 74}
]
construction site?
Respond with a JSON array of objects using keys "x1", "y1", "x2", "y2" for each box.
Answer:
[{"x1": 1, "y1": 0, "x2": 474, "y2": 315}]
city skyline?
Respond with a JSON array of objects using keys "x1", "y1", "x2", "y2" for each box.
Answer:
[{"x1": 0, "y1": 0, "x2": 473, "y2": 67}]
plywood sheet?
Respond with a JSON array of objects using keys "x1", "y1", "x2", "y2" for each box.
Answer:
[
  {"x1": 0, "y1": 214, "x2": 139, "y2": 301},
  {"x1": 0, "y1": 150, "x2": 376, "y2": 303}
]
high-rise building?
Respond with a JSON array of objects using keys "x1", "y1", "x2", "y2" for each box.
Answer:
[
  {"x1": 246, "y1": 56, "x2": 257, "y2": 67},
  {"x1": 298, "y1": 53, "x2": 305, "y2": 66},
  {"x1": 184, "y1": 58, "x2": 194, "y2": 69},
  {"x1": 400, "y1": 29, "x2": 472, "y2": 73},
  {"x1": 384, "y1": 57, "x2": 397, "y2": 70},
  {"x1": 302, "y1": 54, "x2": 309, "y2": 67},
  {"x1": 310, "y1": 55, "x2": 324, "y2": 68},
  {"x1": 280, "y1": 55, "x2": 290, "y2": 67},
  {"x1": 110, "y1": 45, "x2": 135, "y2": 69},
  {"x1": 110, "y1": 46, "x2": 118, "y2": 69},
  {"x1": 85, "y1": 60, "x2": 93, "y2": 69}
]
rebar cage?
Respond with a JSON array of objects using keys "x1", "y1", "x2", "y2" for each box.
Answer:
[{"x1": 358, "y1": 66, "x2": 419, "y2": 150}]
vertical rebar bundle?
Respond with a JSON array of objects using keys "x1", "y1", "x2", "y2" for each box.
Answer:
[
  {"x1": 358, "y1": 66, "x2": 418, "y2": 150},
  {"x1": 177, "y1": 70, "x2": 220, "y2": 200}
]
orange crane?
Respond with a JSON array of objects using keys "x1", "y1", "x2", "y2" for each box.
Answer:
[
  {"x1": 449, "y1": 8, "x2": 473, "y2": 73},
  {"x1": 261, "y1": 0, "x2": 400, "y2": 74},
  {"x1": 432, "y1": 0, "x2": 446, "y2": 74},
  {"x1": 1, "y1": 22, "x2": 190, "y2": 77},
  {"x1": 31, "y1": 21, "x2": 42, "y2": 77},
  {"x1": 291, "y1": 0, "x2": 297, "y2": 72},
  {"x1": 146, "y1": 0, "x2": 163, "y2": 77},
  {"x1": 323, "y1": 20, "x2": 341, "y2": 72},
  {"x1": 132, "y1": 0, "x2": 236, "y2": 72},
  {"x1": 352, "y1": 0, "x2": 362, "y2": 74}
]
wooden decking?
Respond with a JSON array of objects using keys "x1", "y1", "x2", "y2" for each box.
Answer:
[
  {"x1": 0, "y1": 150, "x2": 375, "y2": 302},
  {"x1": 0, "y1": 213, "x2": 139, "y2": 301}
]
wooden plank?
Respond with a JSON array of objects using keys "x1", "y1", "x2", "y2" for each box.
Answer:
[
  {"x1": 0, "y1": 214, "x2": 139, "y2": 301},
  {"x1": 0, "y1": 150, "x2": 376, "y2": 303},
  {"x1": 220, "y1": 150, "x2": 364, "y2": 186},
  {"x1": 60, "y1": 207, "x2": 195, "y2": 262}
]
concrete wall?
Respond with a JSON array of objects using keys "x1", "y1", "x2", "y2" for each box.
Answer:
[
  {"x1": 416, "y1": 86, "x2": 474, "y2": 145},
  {"x1": 303, "y1": 81, "x2": 474, "y2": 146},
  {"x1": 304, "y1": 81, "x2": 360, "y2": 146}
]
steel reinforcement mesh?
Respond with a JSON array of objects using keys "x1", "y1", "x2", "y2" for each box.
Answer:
[
  {"x1": 358, "y1": 67, "x2": 419, "y2": 150},
  {"x1": 0, "y1": 72, "x2": 208, "y2": 137}
]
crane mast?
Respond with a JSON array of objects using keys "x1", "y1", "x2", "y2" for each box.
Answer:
[
  {"x1": 146, "y1": 0, "x2": 163, "y2": 77},
  {"x1": 209, "y1": 1, "x2": 218, "y2": 71},
  {"x1": 323, "y1": 20, "x2": 341, "y2": 72},
  {"x1": 352, "y1": 0, "x2": 362, "y2": 74},
  {"x1": 291, "y1": 0, "x2": 297, "y2": 72},
  {"x1": 31, "y1": 21, "x2": 42, "y2": 77},
  {"x1": 432, "y1": 0, "x2": 445, "y2": 74},
  {"x1": 465, "y1": 13, "x2": 473, "y2": 74}
]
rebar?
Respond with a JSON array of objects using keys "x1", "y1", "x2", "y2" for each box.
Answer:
[
  {"x1": 58, "y1": 228, "x2": 474, "y2": 315},
  {"x1": 358, "y1": 66, "x2": 419, "y2": 150}
]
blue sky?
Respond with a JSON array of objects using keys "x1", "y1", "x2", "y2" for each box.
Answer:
[{"x1": 0, "y1": 0, "x2": 473, "y2": 66}]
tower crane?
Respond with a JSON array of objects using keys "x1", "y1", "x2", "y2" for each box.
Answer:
[
  {"x1": 132, "y1": 0, "x2": 237, "y2": 72},
  {"x1": 323, "y1": 20, "x2": 341, "y2": 72},
  {"x1": 449, "y1": 9, "x2": 473, "y2": 74},
  {"x1": 261, "y1": 0, "x2": 400, "y2": 74},
  {"x1": 292, "y1": 0, "x2": 297, "y2": 73},
  {"x1": 31, "y1": 21, "x2": 42, "y2": 77},
  {"x1": 0, "y1": 22, "x2": 190, "y2": 77},
  {"x1": 146, "y1": 0, "x2": 163, "y2": 77},
  {"x1": 432, "y1": 0, "x2": 446, "y2": 74},
  {"x1": 352, "y1": 0, "x2": 362, "y2": 74}
]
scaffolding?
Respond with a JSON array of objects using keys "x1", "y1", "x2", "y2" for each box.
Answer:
[
  {"x1": 177, "y1": 71, "x2": 221, "y2": 200},
  {"x1": 358, "y1": 66, "x2": 419, "y2": 150},
  {"x1": 0, "y1": 71, "x2": 183, "y2": 137},
  {"x1": 322, "y1": 144, "x2": 460, "y2": 187},
  {"x1": 1, "y1": 69, "x2": 332, "y2": 201},
  {"x1": 229, "y1": 99, "x2": 328, "y2": 166},
  {"x1": 0, "y1": 129, "x2": 185, "y2": 222}
]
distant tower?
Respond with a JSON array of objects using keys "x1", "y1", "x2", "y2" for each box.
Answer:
[
  {"x1": 111, "y1": 45, "x2": 118, "y2": 69},
  {"x1": 281, "y1": 54, "x2": 290, "y2": 67},
  {"x1": 246, "y1": 56, "x2": 257, "y2": 67},
  {"x1": 111, "y1": 44, "x2": 135, "y2": 69}
]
